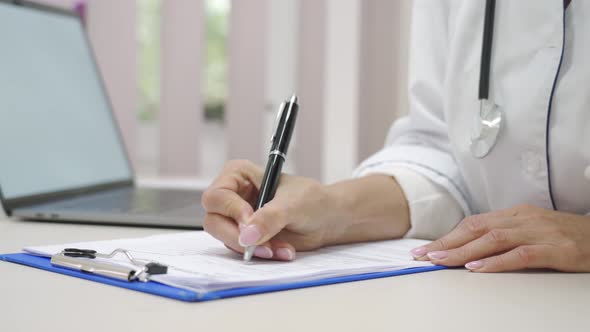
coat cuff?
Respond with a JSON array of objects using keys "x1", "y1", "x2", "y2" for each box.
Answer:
[
  {"x1": 355, "y1": 165, "x2": 464, "y2": 240},
  {"x1": 354, "y1": 144, "x2": 474, "y2": 218}
]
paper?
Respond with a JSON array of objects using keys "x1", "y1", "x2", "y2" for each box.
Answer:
[{"x1": 25, "y1": 232, "x2": 433, "y2": 294}]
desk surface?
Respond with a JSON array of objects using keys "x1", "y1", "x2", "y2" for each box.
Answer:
[{"x1": 1, "y1": 218, "x2": 589, "y2": 332}]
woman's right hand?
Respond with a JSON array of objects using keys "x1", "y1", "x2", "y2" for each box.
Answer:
[{"x1": 201, "y1": 160, "x2": 347, "y2": 261}]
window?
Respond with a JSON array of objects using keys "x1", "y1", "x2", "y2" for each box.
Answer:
[{"x1": 136, "y1": 0, "x2": 230, "y2": 178}]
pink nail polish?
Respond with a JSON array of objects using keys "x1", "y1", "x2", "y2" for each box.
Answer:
[
  {"x1": 276, "y1": 248, "x2": 295, "y2": 261},
  {"x1": 427, "y1": 251, "x2": 448, "y2": 260},
  {"x1": 410, "y1": 247, "x2": 428, "y2": 258},
  {"x1": 465, "y1": 261, "x2": 484, "y2": 270},
  {"x1": 254, "y1": 246, "x2": 273, "y2": 259},
  {"x1": 238, "y1": 224, "x2": 261, "y2": 247}
]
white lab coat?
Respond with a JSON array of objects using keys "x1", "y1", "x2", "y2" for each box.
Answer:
[{"x1": 355, "y1": 0, "x2": 590, "y2": 238}]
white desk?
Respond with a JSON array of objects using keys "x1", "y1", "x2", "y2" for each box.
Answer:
[{"x1": 1, "y1": 218, "x2": 590, "y2": 332}]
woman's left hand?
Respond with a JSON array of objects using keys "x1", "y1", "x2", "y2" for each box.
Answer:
[{"x1": 410, "y1": 204, "x2": 590, "y2": 272}]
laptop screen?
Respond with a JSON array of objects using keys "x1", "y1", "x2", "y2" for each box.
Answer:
[{"x1": 0, "y1": 3, "x2": 132, "y2": 201}]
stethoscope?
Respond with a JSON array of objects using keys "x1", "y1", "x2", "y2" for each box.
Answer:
[{"x1": 470, "y1": 0, "x2": 503, "y2": 158}]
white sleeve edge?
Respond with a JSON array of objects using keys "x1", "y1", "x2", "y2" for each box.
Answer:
[{"x1": 356, "y1": 165, "x2": 465, "y2": 240}]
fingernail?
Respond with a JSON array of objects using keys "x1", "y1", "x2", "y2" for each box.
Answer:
[
  {"x1": 427, "y1": 251, "x2": 448, "y2": 260},
  {"x1": 465, "y1": 261, "x2": 484, "y2": 270},
  {"x1": 410, "y1": 247, "x2": 428, "y2": 258},
  {"x1": 254, "y1": 246, "x2": 273, "y2": 259},
  {"x1": 276, "y1": 248, "x2": 295, "y2": 261},
  {"x1": 238, "y1": 224, "x2": 261, "y2": 247}
]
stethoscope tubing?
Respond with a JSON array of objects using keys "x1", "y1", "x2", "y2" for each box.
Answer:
[{"x1": 479, "y1": 0, "x2": 496, "y2": 101}]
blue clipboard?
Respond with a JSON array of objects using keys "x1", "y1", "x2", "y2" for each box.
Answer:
[{"x1": 0, "y1": 253, "x2": 446, "y2": 302}]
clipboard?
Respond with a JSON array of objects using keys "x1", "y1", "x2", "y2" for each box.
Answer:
[{"x1": 0, "y1": 252, "x2": 446, "y2": 302}]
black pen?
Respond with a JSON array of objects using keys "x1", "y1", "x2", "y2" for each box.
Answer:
[{"x1": 243, "y1": 94, "x2": 299, "y2": 261}]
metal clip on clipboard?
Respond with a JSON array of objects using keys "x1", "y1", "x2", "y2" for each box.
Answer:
[{"x1": 50, "y1": 248, "x2": 168, "y2": 282}]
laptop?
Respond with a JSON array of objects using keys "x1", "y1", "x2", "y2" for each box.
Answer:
[{"x1": 0, "y1": 0, "x2": 204, "y2": 229}]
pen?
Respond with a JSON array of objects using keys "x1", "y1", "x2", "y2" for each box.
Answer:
[{"x1": 243, "y1": 94, "x2": 299, "y2": 261}]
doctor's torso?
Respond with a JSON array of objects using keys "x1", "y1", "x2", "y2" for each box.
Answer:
[{"x1": 438, "y1": 0, "x2": 589, "y2": 214}]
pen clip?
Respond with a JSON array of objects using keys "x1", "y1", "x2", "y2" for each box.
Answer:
[{"x1": 270, "y1": 101, "x2": 287, "y2": 143}]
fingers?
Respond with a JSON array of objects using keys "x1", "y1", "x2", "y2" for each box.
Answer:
[
  {"x1": 203, "y1": 213, "x2": 269, "y2": 259},
  {"x1": 204, "y1": 213, "x2": 245, "y2": 253},
  {"x1": 202, "y1": 188, "x2": 253, "y2": 224},
  {"x1": 202, "y1": 160, "x2": 264, "y2": 223},
  {"x1": 411, "y1": 215, "x2": 518, "y2": 260},
  {"x1": 219, "y1": 159, "x2": 265, "y2": 189},
  {"x1": 268, "y1": 238, "x2": 297, "y2": 261},
  {"x1": 204, "y1": 213, "x2": 296, "y2": 261},
  {"x1": 464, "y1": 245, "x2": 551, "y2": 273},
  {"x1": 409, "y1": 205, "x2": 577, "y2": 272},
  {"x1": 203, "y1": 160, "x2": 299, "y2": 261},
  {"x1": 238, "y1": 201, "x2": 290, "y2": 248},
  {"x1": 426, "y1": 228, "x2": 530, "y2": 267}
]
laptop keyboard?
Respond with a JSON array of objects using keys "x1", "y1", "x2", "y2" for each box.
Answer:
[{"x1": 53, "y1": 187, "x2": 202, "y2": 215}]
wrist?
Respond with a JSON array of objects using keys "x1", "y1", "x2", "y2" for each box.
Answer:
[
  {"x1": 322, "y1": 175, "x2": 411, "y2": 246},
  {"x1": 321, "y1": 181, "x2": 357, "y2": 244}
]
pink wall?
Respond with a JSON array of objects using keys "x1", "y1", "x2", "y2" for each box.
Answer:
[
  {"x1": 85, "y1": 0, "x2": 138, "y2": 168},
  {"x1": 226, "y1": 1, "x2": 269, "y2": 165},
  {"x1": 159, "y1": 0, "x2": 204, "y2": 176}
]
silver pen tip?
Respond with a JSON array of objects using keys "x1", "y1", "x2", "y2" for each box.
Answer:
[
  {"x1": 290, "y1": 94, "x2": 298, "y2": 104},
  {"x1": 243, "y1": 247, "x2": 255, "y2": 262}
]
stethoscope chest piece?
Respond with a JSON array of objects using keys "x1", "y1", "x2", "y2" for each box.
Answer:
[{"x1": 470, "y1": 100, "x2": 503, "y2": 158}]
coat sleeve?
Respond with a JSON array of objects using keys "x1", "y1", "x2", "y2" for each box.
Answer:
[{"x1": 354, "y1": 0, "x2": 474, "y2": 237}]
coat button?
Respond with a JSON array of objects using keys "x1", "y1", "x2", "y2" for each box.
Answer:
[
  {"x1": 585, "y1": 166, "x2": 590, "y2": 180},
  {"x1": 521, "y1": 151, "x2": 546, "y2": 178}
]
